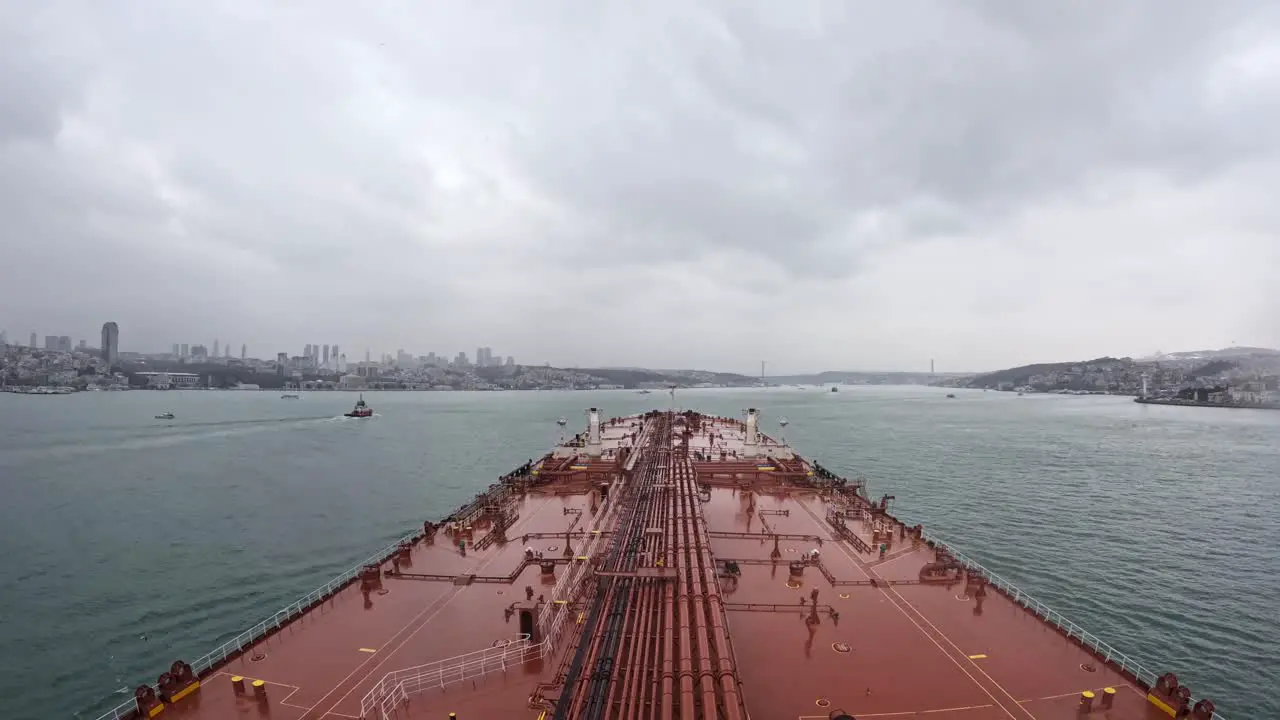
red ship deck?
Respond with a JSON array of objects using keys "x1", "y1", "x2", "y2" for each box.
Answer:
[{"x1": 96, "y1": 409, "x2": 1222, "y2": 720}]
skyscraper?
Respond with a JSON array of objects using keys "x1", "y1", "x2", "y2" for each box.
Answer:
[
  {"x1": 241, "y1": 344, "x2": 247, "y2": 360},
  {"x1": 101, "y1": 322, "x2": 120, "y2": 365},
  {"x1": 323, "y1": 344, "x2": 330, "y2": 367},
  {"x1": 305, "y1": 343, "x2": 312, "y2": 359},
  {"x1": 332, "y1": 345, "x2": 339, "y2": 365},
  {"x1": 213, "y1": 339, "x2": 220, "y2": 357},
  {"x1": 29, "y1": 332, "x2": 36, "y2": 348},
  {"x1": 172, "y1": 343, "x2": 180, "y2": 356}
]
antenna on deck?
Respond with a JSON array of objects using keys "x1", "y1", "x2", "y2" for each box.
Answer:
[
  {"x1": 556, "y1": 416, "x2": 567, "y2": 443},
  {"x1": 668, "y1": 384, "x2": 677, "y2": 410},
  {"x1": 779, "y1": 416, "x2": 789, "y2": 445}
]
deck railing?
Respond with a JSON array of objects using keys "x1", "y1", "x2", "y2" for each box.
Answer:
[
  {"x1": 360, "y1": 634, "x2": 543, "y2": 719},
  {"x1": 90, "y1": 528, "x2": 424, "y2": 720},
  {"x1": 920, "y1": 530, "x2": 1228, "y2": 720}
]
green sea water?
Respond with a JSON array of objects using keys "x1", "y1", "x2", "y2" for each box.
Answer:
[{"x1": 0, "y1": 387, "x2": 1275, "y2": 719}]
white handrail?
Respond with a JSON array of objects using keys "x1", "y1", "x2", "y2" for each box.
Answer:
[
  {"x1": 920, "y1": 530, "x2": 1227, "y2": 720},
  {"x1": 90, "y1": 528, "x2": 423, "y2": 720}
]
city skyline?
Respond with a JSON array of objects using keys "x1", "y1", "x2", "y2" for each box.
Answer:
[
  {"x1": 3, "y1": 319, "x2": 1278, "y2": 376},
  {"x1": 2, "y1": 3, "x2": 1279, "y2": 375}
]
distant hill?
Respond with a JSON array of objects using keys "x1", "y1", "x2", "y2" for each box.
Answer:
[
  {"x1": 768, "y1": 370, "x2": 965, "y2": 385},
  {"x1": 950, "y1": 357, "x2": 1128, "y2": 389},
  {"x1": 573, "y1": 367, "x2": 758, "y2": 388},
  {"x1": 1142, "y1": 346, "x2": 1280, "y2": 361}
]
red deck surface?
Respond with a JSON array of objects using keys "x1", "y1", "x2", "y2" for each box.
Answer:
[{"x1": 112, "y1": 410, "x2": 1214, "y2": 720}]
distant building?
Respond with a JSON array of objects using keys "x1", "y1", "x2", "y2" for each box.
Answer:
[
  {"x1": 58, "y1": 336, "x2": 71, "y2": 352},
  {"x1": 0, "y1": 330, "x2": 7, "y2": 346},
  {"x1": 101, "y1": 322, "x2": 119, "y2": 365},
  {"x1": 29, "y1": 332, "x2": 37, "y2": 348},
  {"x1": 506, "y1": 356, "x2": 515, "y2": 366},
  {"x1": 180, "y1": 343, "x2": 189, "y2": 358},
  {"x1": 172, "y1": 343, "x2": 180, "y2": 356},
  {"x1": 134, "y1": 371, "x2": 200, "y2": 389},
  {"x1": 241, "y1": 344, "x2": 247, "y2": 360}
]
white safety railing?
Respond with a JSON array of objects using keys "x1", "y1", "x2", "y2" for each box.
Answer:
[
  {"x1": 360, "y1": 634, "x2": 544, "y2": 719},
  {"x1": 91, "y1": 528, "x2": 423, "y2": 720},
  {"x1": 921, "y1": 531, "x2": 1228, "y2": 720}
]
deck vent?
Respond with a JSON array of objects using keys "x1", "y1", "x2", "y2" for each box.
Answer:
[
  {"x1": 831, "y1": 642, "x2": 851, "y2": 654},
  {"x1": 1080, "y1": 663, "x2": 1097, "y2": 673}
]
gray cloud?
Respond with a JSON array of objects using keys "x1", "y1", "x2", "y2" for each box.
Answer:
[{"x1": 1, "y1": 1, "x2": 1278, "y2": 372}]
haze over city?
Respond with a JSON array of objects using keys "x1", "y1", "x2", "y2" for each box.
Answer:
[{"x1": 3, "y1": 2, "x2": 1278, "y2": 375}]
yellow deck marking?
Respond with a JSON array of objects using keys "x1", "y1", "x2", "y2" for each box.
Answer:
[
  {"x1": 968, "y1": 653, "x2": 988, "y2": 659},
  {"x1": 358, "y1": 647, "x2": 377, "y2": 653},
  {"x1": 554, "y1": 599, "x2": 569, "y2": 605}
]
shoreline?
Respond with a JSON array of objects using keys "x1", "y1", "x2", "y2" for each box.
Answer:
[{"x1": 1134, "y1": 397, "x2": 1280, "y2": 411}]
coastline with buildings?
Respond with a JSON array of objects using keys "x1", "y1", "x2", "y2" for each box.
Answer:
[
  {"x1": 931, "y1": 346, "x2": 1280, "y2": 411},
  {"x1": 1, "y1": 325, "x2": 761, "y2": 393}
]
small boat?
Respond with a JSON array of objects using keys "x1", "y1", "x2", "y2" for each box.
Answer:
[
  {"x1": 155, "y1": 412, "x2": 175, "y2": 420},
  {"x1": 946, "y1": 393, "x2": 956, "y2": 399},
  {"x1": 830, "y1": 386, "x2": 838, "y2": 393},
  {"x1": 281, "y1": 393, "x2": 300, "y2": 399},
  {"x1": 345, "y1": 394, "x2": 373, "y2": 418}
]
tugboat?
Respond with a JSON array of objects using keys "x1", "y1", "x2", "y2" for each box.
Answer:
[
  {"x1": 830, "y1": 386, "x2": 838, "y2": 393},
  {"x1": 344, "y1": 394, "x2": 373, "y2": 418},
  {"x1": 281, "y1": 393, "x2": 300, "y2": 400},
  {"x1": 155, "y1": 412, "x2": 175, "y2": 420}
]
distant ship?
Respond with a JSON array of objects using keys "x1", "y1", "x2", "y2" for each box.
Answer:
[
  {"x1": 344, "y1": 394, "x2": 373, "y2": 418},
  {"x1": 830, "y1": 385, "x2": 838, "y2": 392},
  {"x1": 946, "y1": 393, "x2": 956, "y2": 399},
  {"x1": 154, "y1": 412, "x2": 174, "y2": 420},
  {"x1": 93, "y1": 406, "x2": 1224, "y2": 720},
  {"x1": 281, "y1": 394, "x2": 300, "y2": 400}
]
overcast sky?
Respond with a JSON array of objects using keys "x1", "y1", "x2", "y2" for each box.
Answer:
[{"x1": 2, "y1": 1, "x2": 1277, "y2": 374}]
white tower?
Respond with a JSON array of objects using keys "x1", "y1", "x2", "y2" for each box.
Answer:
[{"x1": 586, "y1": 407, "x2": 602, "y2": 458}]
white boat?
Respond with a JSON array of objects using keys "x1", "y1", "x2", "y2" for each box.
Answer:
[{"x1": 155, "y1": 412, "x2": 175, "y2": 420}]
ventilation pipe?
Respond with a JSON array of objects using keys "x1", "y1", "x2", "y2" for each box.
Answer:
[
  {"x1": 745, "y1": 408, "x2": 760, "y2": 448},
  {"x1": 587, "y1": 407, "x2": 602, "y2": 457}
]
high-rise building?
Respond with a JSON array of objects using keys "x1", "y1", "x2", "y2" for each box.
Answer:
[
  {"x1": 322, "y1": 344, "x2": 330, "y2": 367},
  {"x1": 0, "y1": 330, "x2": 7, "y2": 346},
  {"x1": 213, "y1": 339, "x2": 220, "y2": 358},
  {"x1": 506, "y1": 355, "x2": 515, "y2": 366},
  {"x1": 241, "y1": 344, "x2": 247, "y2": 360},
  {"x1": 332, "y1": 345, "x2": 339, "y2": 366},
  {"x1": 58, "y1": 336, "x2": 71, "y2": 352},
  {"x1": 304, "y1": 344, "x2": 312, "y2": 359},
  {"x1": 365, "y1": 349, "x2": 370, "y2": 363},
  {"x1": 180, "y1": 343, "x2": 189, "y2": 358},
  {"x1": 29, "y1": 332, "x2": 37, "y2": 348},
  {"x1": 78, "y1": 339, "x2": 87, "y2": 351},
  {"x1": 172, "y1": 343, "x2": 180, "y2": 356},
  {"x1": 44, "y1": 335, "x2": 58, "y2": 350},
  {"x1": 100, "y1": 322, "x2": 120, "y2": 364}
]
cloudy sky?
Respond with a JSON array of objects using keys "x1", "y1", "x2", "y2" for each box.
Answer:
[{"x1": 2, "y1": 1, "x2": 1277, "y2": 374}]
